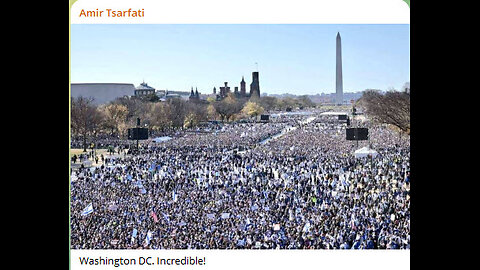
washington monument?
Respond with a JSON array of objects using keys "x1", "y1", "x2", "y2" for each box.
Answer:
[{"x1": 336, "y1": 32, "x2": 343, "y2": 105}]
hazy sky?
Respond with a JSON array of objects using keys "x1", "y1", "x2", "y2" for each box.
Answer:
[{"x1": 71, "y1": 24, "x2": 409, "y2": 95}]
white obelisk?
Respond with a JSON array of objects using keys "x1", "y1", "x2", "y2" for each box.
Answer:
[{"x1": 336, "y1": 32, "x2": 343, "y2": 105}]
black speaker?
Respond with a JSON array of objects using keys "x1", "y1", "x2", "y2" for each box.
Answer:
[
  {"x1": 128, "y1": 127, "x2": 149, "y2": 140},
  {"x1": 346, "y1": 128, "x2": 368, "y2": 140},
  {"x1": 338, "y1": 115, "x2": 347, "y2": 121},
  {"x1": 260, "y1": 114, "x2": 270, "y2": 121}
]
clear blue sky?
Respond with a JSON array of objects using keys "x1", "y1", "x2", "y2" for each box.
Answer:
[{"x1": 71, "y1": 24, "x2": 409, "y2": 95}]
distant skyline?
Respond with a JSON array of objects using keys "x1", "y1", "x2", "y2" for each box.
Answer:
[{"x1": 71, "y1": 24, "x2": 409, "y2": 95}]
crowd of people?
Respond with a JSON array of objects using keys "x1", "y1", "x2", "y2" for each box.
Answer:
[{"x1": 70, "y1": 110, "x2": 410, "y2": 249}]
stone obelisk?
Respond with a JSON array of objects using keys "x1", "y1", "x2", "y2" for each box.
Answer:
[{"x1": 336, "y1": 32, "x2": 343, "y2": 105}]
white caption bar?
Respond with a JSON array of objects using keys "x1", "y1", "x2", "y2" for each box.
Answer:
[{"x1": 71, "y1": 249, "x2": 410, "y2": 270}]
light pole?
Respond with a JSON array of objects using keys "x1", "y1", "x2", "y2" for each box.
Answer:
[{"x1": 352, "y1": 105, "x2": 358, "y2": 148}]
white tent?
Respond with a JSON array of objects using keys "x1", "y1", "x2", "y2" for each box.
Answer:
[
  {"x1": 319, "y1": 111, "x2": 348, "y2": 116},
  {"x1": 354, "y1": 147, "x2": 378, "y2": 158},
  {"x1": 152, "y1": 136, "x2": 172, "y2": 143}
]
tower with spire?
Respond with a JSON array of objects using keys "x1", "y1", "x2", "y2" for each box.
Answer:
[
  {"x1": 240, "y1": 76, "x2": 246, "y2": 97},
  {"x1": 189, "y1": 86, "x2": 200, "y2": 101}
]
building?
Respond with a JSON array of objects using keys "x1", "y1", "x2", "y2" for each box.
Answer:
[
  {"x1": 219, "y1": 82, "x2": 231, "y2": 99},
  {"x1": 71, "y1": 83, "x2": 135, "y2": 105},
  {"x1": 157, "y1": 89, "x2": 191, "y2": 100},
  {"x1": 240, "y1": 76, "x2": 246, "y2": 96},
  {"x1": 189, "y1": 87, "x2": 200, "y2": 101},
  {"x1": 216, "y1": 72, "x2": 261, "y2": 101},
  {"x1": 134, "y1": 81, "x2": 156, "y2": 97},
  {"x1": 250, "y1": 71, "x2": 260, "y2": 98}
]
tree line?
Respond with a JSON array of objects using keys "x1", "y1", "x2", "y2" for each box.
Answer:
[{"x1": 70, "y1": 93, "x2": 317, "y2": 150}]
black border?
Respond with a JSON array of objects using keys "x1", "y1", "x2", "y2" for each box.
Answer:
[
  {"x1": 23, "y1": 1, "x2": 70, "y2": 268},
  {"x1": 22, "y1": 1, "x2": 441, "y2": 270}
]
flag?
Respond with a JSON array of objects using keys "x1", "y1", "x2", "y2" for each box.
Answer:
[
  {"x1": 221, "y1": 213, "x2": 230, "y2": 219},
  {"x1": 132, "y1": 228, "x2": 138, "y2": 238},
  {"x1": 81, "y1": 203, "x2": 94, "y2": 216},
  {"x1": 151, "y1": 211, "x2": 158, "y2": 223},
  {"x1": 145, "y1": 231, "x2": 152, "y2": 245},
  {"x1": 302, "y1": 222, "x2": 311, "y2": 232},
  {"x1": 162, "y1": 212, "x2": 170, "y2": 222},
  {"x1": 172, "y1": 190, "x2": 177, "y2": 202}
]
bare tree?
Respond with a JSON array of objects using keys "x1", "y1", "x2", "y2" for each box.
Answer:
[
  {"x1": 259, "y1": 96, "x2": 277, "y2": 112},
  {"x1": 359, "y1": 89, "x2": 410, "y2": 134},
  {"x1": 213, "y1": 93, "x2": 244, "y2": 122},
  {"x1": 71, "y1": 96, "x2": 103, "y2": 151},
  {"x1": 98, "y1": 103, "x2": 128, "y2": 136}
]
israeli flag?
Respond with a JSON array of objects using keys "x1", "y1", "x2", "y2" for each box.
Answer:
[
  {"x1": 302, "y1": 222, "x2": 311, "y2": 232},
  {"x1": 145, "y1": 231, "x2": 152, "y2": 245},
  {"x1": 162, "y1": 212, "x2": 170, "y2": 222},
  {"x1": 81, "y1": 203, "x2": 94, "y2": 216},
  {"x1": 172, "y1": 190, "x2": 178, "y2": 202}
]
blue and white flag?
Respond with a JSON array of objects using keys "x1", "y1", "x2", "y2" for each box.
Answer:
[
  {"x1": 162, "y1": 212, "x2": 170, "y2": 222},
  {"x1": 132, "y1": 228, "x2": 138, "y2": 238},
  {"x1": 145, "y1": 231, "x2": 152, "y2": 245},
  {"x1": 302, "y1": 222, "x2": 311, "y2": 232},
  {"x1": 81, "y1": 203, "x2": 94, "y2": 216},
  {"x1": 172, "y1": 190, "x2": 178, "y2": 202}
]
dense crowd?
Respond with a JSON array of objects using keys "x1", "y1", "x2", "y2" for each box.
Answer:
[{"x1": 70, "y1": 111, "x2": 410, "y2": 249}]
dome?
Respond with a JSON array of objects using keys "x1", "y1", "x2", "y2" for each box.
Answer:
[{"x1": 136, "y1": 82, "x2": 155, "y2": 90}]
